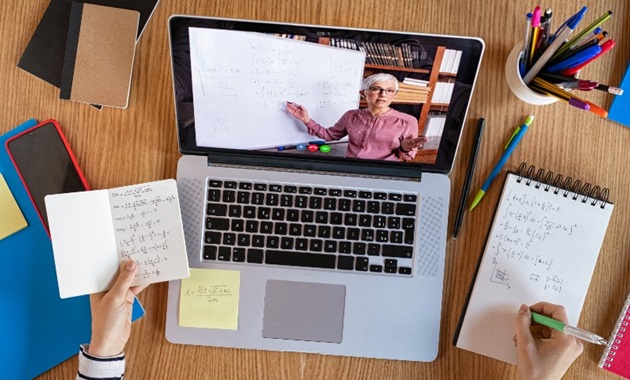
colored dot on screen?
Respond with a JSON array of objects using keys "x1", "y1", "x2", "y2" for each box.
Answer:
[
  {"x1": 307, "y1": 144, "x2": 319, "y2": 152},
  {"x1": 319, "y1": 145, "x2": 331, "y2": 153}
]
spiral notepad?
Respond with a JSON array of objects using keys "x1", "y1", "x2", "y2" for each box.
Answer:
[
  {"x1": 455, "y1": 162, "x2": 614, "y2": 364},
  {"x1": 600, "y1": 291, "x2": 630, "y2": 378}
]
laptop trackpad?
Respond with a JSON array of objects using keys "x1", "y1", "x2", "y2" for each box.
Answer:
[{"x1": 262, "y1": 280, "x2": 345, "y2": 343}]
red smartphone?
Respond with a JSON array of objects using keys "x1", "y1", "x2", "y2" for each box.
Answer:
[{"x1": 5, "y1": 119, "x2": 89, "y2": 231}]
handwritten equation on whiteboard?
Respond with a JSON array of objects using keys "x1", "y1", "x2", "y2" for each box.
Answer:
[{"x1": 109, "y1": 180, "x2": 187, "y2": 282}]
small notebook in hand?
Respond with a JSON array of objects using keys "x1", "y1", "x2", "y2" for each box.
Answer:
[
  {"x1": 454, "y1": 162, "x2": 614, "y2": 364},
  {"x1": 45, "y1": 179, "x2": 190, "y2": 298},
  {"x1": 600, "y1": 290, "x2": 630, "y2": 378}
]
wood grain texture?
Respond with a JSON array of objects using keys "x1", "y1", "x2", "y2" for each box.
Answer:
[{"x1": 1, "y1": 0, "x2": 628, "y2": 378}]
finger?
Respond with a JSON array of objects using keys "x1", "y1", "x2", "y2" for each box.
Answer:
[
  {"x1": 514, "y1": 304, "x2": 535, "y2": 348},
  {"x1": 529, "y1": 302, "x2": 570, "y2": 323},
  {"x1": 130, "y1": 284, "x2": 148, "y2": 296},
  {"x1": 109, "y1": 260, "x2": 138, "y2": 301}
]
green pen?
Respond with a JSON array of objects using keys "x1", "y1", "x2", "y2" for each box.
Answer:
[{"x1": 531, "y1": 312, "x2": 608, "y2": 345}]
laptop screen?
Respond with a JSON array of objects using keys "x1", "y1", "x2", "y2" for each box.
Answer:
[{"x1": 169, "y1": 16, "x2": 484, "y2": 174}]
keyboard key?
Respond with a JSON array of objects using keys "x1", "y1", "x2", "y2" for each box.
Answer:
[
  {"x1": 399, "y1": 267, "x2": 412, "y2": 275},
  {"x1": 281, "y1": 237, "x2": 294, "y2": 249},
  {"x1": 344, "y1": 213, "x2": 357, "y2": 226},
  {"x1": 339, "y1": 241, "x2": 352, "y2": 254},
  {"x1": 396, "y1": 203, "x2": 416, "y2": 216},
  {"x1": 358, "y1": 214, "x2": 371, "y2": 227},
  {"x1": 388, "y1": 216, "x2": 401, "y2": 229},
  {"x1": 384, "y1": 266, "x2": 397, "y2": 274},
  {"x1": 252, "y1": 234, "x2": 265, "y2": 247},
  {"x1": 315, "y1": 211, "x2": 328, "y2": 224},
  {"x1": 352, "y1": 242, "x2": 366, "y2": 255},
  {"x1": 237, "y1": 191, "x2": 250, "y2": 204},
  {"x1": 295, "y1": 195, "x2": 308, "y2": 208},
  {"x1": 344, "y1": 190, "x2": 357, "y2": 198},
  {"x1": 232, "y1": 248, "x2": 245, "y2": 262},
  {"x1": 309, "y1": 196, "x2": 322, "y2": 209},
  {"x1": 224, "y1": 181, "x2": 237, "y2": 189},
  {"x1": 329, "y1": 188, "x2": 342, "y2": 196},
  {"x1": 260, "y1": 221, "x2": 273, "y2": 234},
  {"x1": 323, "y1": 198, "x2": 337, "y2": 210},
  {"x1": 243, "y1": 206, "x2": 256, "y2": 218},
  {"x1": 208, "y1": 180, "x2": 222, "y2": 187},
  {"x1": 208, "y1": 189, "x2": 221, "y2": 202},
  {"x1": 239, "y1": 182, "x2": 252, "y2": 190},
  {"x1": 280, "y1": 194, "x2": 293, "y2": 207},
  {"x1": 317, "y1": 225, "x2": 331, "y2": 238},
  {"x1": 385, "y1": 259, "x2": 398, "y2": 267},
  {"x1": 314, "y1": 188, "x2": 327, "y2": 195},
  {"x1": 284, "y1": 185, "x2": 297, "y2": 193},
  {"x1": 231, "y1": 219, "x2": 244, "y2": 232},
  {"x1": 237, "y1": 233, "x2": 250, "y2": 246},
  {"x1": 289, "y1": 223, "x2": 302, "y2": 236},
  {"x1": 301, "y1": 210, "x2": 314, "y2": 223},
  {"x1": 274, "y1": 222, "x2": 288, "y2": 235},
  {"x1": 266, "y1": 236, "x2": 279, "y2": 248},
  {"x1": 382, "y1": 244, "x2": 413, "y2": 258},
  {"x1": 367, "y1": 201, "x2": 380, "y2": 213},
  {"x1": 298, "y1": 186, "x2": 312, "y2": 194},
  {"x1": 295, "y1": 238, "x2": 308, "y2": 251},
  {"x1": 203, "y1": 245, "x2": 217, "y2": 260},
  {"x1": 251, "y1": 193, "x2": 264, "y2": 205},
  {"x1": 257, "y1": 207, "x2": 271, "y2": 219},
  {"x1": 374, "y1": 192, "x2": 387, "y2": 200},
  {"x1": 204, "y1": 231, "x2": 221, "y2": 245},
  {"x1": 376, "y1": 230, "x2": 389, "y2": 243},
  {"x1": 361, "y1": 229, "x2": 375, "y2": 242},
  {"x1": 247, "y1": 248, "x2": 264, "y2": 263},
  {"x1": 367, "y1": 243, "x2": 380, "y2": 256},
  {"x1": 254, "y1": 183, "x2": 267, "y2": 191},
  {"x1": 266, "y1": 250, "x2": 336, "y2": 269},
  {"x1": 352, "y1": 200, "x2": 366, "y2": 212},
  {"x1": 403, "y1": 194, "x2": 417, "y2": 202},
  {"x1": 206, "y1": 217, "x2": 229, "y2": 231},
  {"x1": 218, "y1": 247, "x2": 231, "y2": 261},
  {"x1": 330, "y1": 212, "x2": 343, "y2": 225},
  {"x1": 338, "y1": 199, "x2": 351, "y2": 211},
  {"x1": 359, "y1": 191, "x2": 372, "y2": 199},
  {"x1": 337, "y1": 255, "x2": 354, "y2": 270},
  {"x1": 269, "y1": 184, "x2": 282, "y2": 192},
  {"x1": 347, "y1": 228, "x2": 360, "y2": 240},
  {"x1": 381, "y1": 202, "x2": 394, "y2": 214},
  {"x1": 304, "y1": 225, "x2": 316, "y2": 237},
  {"x1": 324, "y1": 240, "x2": 337, "y2": 253},
  {"x1": 310, "y1": 239, "x2": 323, "y2": 252},
  {"x1": 369, "y1": 264, "x2": 383, "y2": 272},
  {"x1": 390, "y1": 231, "x2": 403, "y2": 244},
  {"x1": 272, "y1": 208, "x2": 285, "y2": 221},
  {"x1": 228, "y1": 205, "x2": 241, "y2": 217},
  {"x1": 388, "y1": 193, "x2": 402, "y2": 201},
  {"x1": 332, "y1": 227, "x2": 345, "y2": 239},
  {"x1": 286, "y1": 209, "x2": 300, "y2": 221},
  {"x1": 222, "y1": 190, "x2": 235, "y2": 203},
  {"x1": 266, "y1": 193, "x2": 279, "y2": 206},
  {"x1": 246, "y1": 220, "x2": 259, "y2": 233},
  {"x1": 373, "y1": 215, "x2": 386, "y2": 228},
  {"x1": 206, "y1": 203, "x2": 227, "y2": 216},
  {"x1": 223, "y1": 233, "x2": 236, "y2": 245},
  {"x1": 355, "y1": 257, "x2": 369, "y2": 271}
]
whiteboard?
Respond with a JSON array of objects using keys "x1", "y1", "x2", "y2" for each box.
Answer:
[{"x1": 189, "y1": 28, "x2": 366, "y2": 150}]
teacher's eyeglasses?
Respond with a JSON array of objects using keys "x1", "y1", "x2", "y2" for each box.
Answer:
[{"x1": 367, "y1": 87, "x2": 397, "y2": 96}]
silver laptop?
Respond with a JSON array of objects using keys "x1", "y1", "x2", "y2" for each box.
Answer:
[{"x1": 165, "y1": 15, "x2": 484, "y2": 361}]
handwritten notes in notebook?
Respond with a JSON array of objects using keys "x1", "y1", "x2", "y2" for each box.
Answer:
[
  {"x1": 45, "y1": 179, "x2": 189, "y2": 298},
  {"x1": 179, "y1": 268, "x2": 240, "y2": 330},
  {"x1": 455, "y1": 172, "x2": 613, "y2": 364}
]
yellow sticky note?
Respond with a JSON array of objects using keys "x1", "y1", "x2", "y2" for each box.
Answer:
[
  {"x1": 0, "y1": 173, "x2": 28, "y2": 240},
  {"x1": 179, "y1": 268, "x2": 240, "y2": 330}
]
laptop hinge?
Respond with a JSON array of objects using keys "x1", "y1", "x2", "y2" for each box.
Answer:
[{"x1": 205, "y1": 154, "x2": 423, "y2": 182}]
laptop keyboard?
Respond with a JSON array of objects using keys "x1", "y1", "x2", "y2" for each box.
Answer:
[{"x1": 201, "y1": 178, "x2": 417, "y2": 275}]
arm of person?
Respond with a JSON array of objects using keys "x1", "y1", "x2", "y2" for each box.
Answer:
[
  {"x1": 76, "y1": 260, "x2": 147, "y2": 380},
  {"x1": 286, "y1": 102, "x2": 349, "y2": 142},
  {"x1": 513, "y1": 302, "x2": 584, "y2": 380},
  {"x1": 399, "y1": 136, "x2": 427, "y2": 161}
]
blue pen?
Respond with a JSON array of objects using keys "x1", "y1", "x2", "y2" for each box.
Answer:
[
  {"x1": 545, "y1": 44, "x2": 602, "y2": 72},
  {"x1": 469, "y1": 115, "x2": 534, "y2": 211}
]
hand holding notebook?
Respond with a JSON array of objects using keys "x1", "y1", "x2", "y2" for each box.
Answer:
[{"x1": 45, "y1": 179, "x2": 190, "y2": 298}]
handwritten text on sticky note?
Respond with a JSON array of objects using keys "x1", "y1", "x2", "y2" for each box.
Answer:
[{"x1": 179, "y1": 268, "x2": 240, "y2": 330}]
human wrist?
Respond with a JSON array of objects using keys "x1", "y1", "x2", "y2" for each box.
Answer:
[{"x1": 87, "y1": 338, "x2": 123, "y2": 357}]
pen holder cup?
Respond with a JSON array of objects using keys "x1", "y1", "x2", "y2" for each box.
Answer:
[{"x1": 505, "y1": 41, "x2": 558, "y2": 105}]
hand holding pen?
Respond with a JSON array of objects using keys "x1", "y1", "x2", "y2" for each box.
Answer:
[
  {"x1": 514, "y1": 302, "x2": 585, "y2": 380},
  {"x1": 286, "y1": 101, "x2": 311, "y2": 124}
]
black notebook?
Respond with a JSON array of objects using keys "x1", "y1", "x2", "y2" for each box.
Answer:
[{"x1": 454, "y1": 162, "x2": 614, "y2": 364}]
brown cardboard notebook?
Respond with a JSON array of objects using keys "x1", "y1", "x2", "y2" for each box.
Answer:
[{"x1": 60, "y1": 3, "x2": 139, "y2": 108}]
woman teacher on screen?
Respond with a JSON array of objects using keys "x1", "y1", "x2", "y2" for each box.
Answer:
[{"x1": 286, "y1": 73, "x2": 426, "y2": 162}]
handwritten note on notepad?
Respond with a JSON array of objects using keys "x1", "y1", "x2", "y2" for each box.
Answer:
[
  {"x1": 455, "y1": 172, "x2": 613, "y2": 364},
  {"x1": 0, "y1": 173, "x2": 28, "y2": 240},
  {"x1": 45, "y1": 179, "x2": 189, "y2": 298},
  {"x1": 179, "y1": 268, "x2": 240, "y2": 330}
]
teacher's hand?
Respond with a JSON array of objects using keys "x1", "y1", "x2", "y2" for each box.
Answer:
[
  {"x1": 88, "y1": 260, "x2": 147, "y2": 357},
  {"x1": 401, "y1": 136, "x2": 427, "y2": 152},
  {"x1": 286, "y1": 101, "x2": 311, "y2": 124}
]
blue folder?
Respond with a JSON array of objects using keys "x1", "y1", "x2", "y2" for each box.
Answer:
[
  {"x1": 608, "y1": 61, "x2": 630, "y2": 128},
  {"x1": 0, "y1": 119, "x2": 144, "y2": 379}
]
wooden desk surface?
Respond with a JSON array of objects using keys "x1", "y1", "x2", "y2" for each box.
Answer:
[{"x1": 1, "y1": 0, "x2": 629, "y2": 378}]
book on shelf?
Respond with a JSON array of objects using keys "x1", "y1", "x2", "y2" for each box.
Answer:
[
  {"x1": 432, "y1": 81, "x2": 455, "y2": 104},
  {"x1": 319, "y1": 38, "x2": 427, "y2": 69},
  {"x1": 439, "y1": 49, "x2": 462, "y2": 74},
  {"x1": 402, "y1": 77, "x2": 429, "y2": 87}
]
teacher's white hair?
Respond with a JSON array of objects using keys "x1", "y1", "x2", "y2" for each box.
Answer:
[{"x1": 361, "y1": 73, "x2": 399, "y2": 91}]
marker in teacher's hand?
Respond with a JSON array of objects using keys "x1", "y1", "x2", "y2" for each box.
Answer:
[{"x1": 531, "y1": 311, "x2": 608, "y2": 345}]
